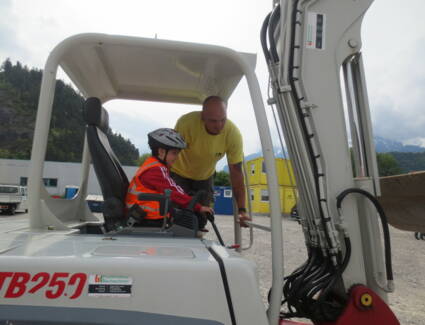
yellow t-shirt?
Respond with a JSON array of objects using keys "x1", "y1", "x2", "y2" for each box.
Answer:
[{"x1": 171, "y1": 111, "x2": 243, "y2": 180}]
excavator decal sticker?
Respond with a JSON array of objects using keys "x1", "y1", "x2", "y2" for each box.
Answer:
[
  {"x1": 0, "y1": 272, "x2": 87, "y2": 299},
  {"x1": 88, "y1": 274, "x2": 133, "y2": 297},
  {"x1": 306, "y1": 12, "x2": 326, "y2": 50}
]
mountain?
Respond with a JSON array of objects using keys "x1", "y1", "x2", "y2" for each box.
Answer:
[
  {"x1": 374, "y1": 135, "x2": 425, "y2": 153},
  {"x1": 244, "y1": 136, "x2": 425, "y2": 161},
  {"x1": 0, "y1": 59, "x2": 140, "y2": 165},
  {"x1": 390, "y1": 152, "x2": 425, "y2": 173},
  {"x1": 221, "y1": 136, "x2": 425, "y2": 173},
  {"x1": 244, "y1": 146, "x2": 288, "y2": 162},
  {"x1": 223, "y1": 147, "x2": 288, "y2": 172}
]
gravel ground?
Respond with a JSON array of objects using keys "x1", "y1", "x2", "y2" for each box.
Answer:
[{"x1": 206, "y1": 214, "x2": 425, "y2": 325}]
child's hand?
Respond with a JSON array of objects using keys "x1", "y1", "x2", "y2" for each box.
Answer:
[{"x1": 200, "y1": 206, "x2": 214, "y2": 215}]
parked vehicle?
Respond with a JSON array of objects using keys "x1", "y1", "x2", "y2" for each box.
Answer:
[
  {"x1": 0, "y1": 184, "x2": 28, "y2": 215},
  {"x1": 86, "y1": 194, "x2": 104, "y2": 213}
]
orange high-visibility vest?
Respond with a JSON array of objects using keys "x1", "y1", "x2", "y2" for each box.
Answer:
[{"x1": 125, "y1": 156, "x2": 165, "y2": 220}]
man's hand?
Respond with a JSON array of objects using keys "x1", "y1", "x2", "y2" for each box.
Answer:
[{"x1": 238, "y1": 211, "x2": 251, "y2": 228}]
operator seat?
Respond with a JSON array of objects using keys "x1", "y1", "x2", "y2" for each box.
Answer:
[
  {"x1": 83, "y1": 97, "x2": 129, "y2": 229},
  {"x1": 83, "y1": 97, "x2": 200, "y2": 237}
]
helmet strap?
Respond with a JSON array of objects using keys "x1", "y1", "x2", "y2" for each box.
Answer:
[
  {"x1": 155, "y1": 148, "x2": 169, "y2": 166},
  {"x1": 163, "y1": 149, "x2": 170, "y2": 165}
]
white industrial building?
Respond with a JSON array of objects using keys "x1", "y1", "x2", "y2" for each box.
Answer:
[{"x1": 0, "y1": 158, "x2": 138, "y2": 197}]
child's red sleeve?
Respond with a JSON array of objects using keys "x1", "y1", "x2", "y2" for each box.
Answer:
[{"x1": 139, "y1": 166, "x2": 201, "y2": 212}]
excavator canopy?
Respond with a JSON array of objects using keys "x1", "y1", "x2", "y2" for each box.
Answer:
[{"x1": 53, "y1": 33, "x2": 256, "y2": 104}]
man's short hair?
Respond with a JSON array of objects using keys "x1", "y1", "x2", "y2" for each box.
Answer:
[{"x1": 202, "y1": 96, "x2": 227, "y2": 110}]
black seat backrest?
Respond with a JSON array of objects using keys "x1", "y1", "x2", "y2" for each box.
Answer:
[{"x1": 84, "y1": 97, "x2": 129, "y2": 224}]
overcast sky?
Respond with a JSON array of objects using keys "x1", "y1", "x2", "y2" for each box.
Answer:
[{"x1": 1, "y1": 0, "x2": 425, "y2": 168}]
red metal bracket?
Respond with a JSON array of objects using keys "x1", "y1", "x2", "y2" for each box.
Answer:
[
  {"x1": 280, "y1": 285, "x2": 400, "y2": 325},
  {"x1": 317, "y1": 285, "x2": 400, "y2": 325}
]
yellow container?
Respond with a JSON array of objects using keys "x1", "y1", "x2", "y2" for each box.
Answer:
[
  {"x1": 246, "y1": 157, "x2": 263, "y2": 185},
  {"x1": 281, "y1": 186, "x2": 297, "y2": 214},
  {"x1": 249, "y1": 184, "x2": 297, "y2": 215},
  {"x1": 276, "y1": 159, "x2": 296, "y2": 187},
  {"x1": 245, "y1": 157, "x2": 296, "y2": 186},
  {"x1": 249, "y1": 185, "x2": 269, "y2": 214}
]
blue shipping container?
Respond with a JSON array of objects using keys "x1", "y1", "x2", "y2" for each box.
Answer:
[
  {"x1": 213, "y1": 186, "x2": 233, "y2": 215},
  {"x1": 64, "y1": 186, "x2": 79, "y2": 199}
]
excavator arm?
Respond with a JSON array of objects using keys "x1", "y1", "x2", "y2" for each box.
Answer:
[{"x1": 262, "y1": 1, "x2": 400, "y2": 324}]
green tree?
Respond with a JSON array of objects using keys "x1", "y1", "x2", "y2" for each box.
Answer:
[
  {"x1": 107, "y1": 129, "x2": 139, "y2": 166},
  {"x1": 391, "y1": 152, "x2": 425, "y2": 173},
  {"x1": 214, "y1": 171, "x2": 231, "y2": 186},
  {"x1": 136, "y1": 153, "x2": 151, "y2": 166},
  {"x1": 377, "y1": 153, "x2": 402, "y2": 176},
  {"x1": 0, "y1": 59, "x2": 140, "y2": 164}
]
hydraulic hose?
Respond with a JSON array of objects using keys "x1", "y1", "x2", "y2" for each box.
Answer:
[
  {"x1": 336, "y1": 188, "x2": 394, "y2": 282},
  {"x1": 286, "y1": 0, "x2": 335, "y2": 251},
  {"x1": 268, "y1": 5, "x2": 281, "y2": 63},
  {"x1": 260, "y1": 12, "x2": 272, "y2": 63},
  {"x1": 262, "y1": 2, "x2": 352, "y2": 322}
]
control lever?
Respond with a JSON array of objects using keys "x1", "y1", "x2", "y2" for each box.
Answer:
[
  {"x1": 161, "y1": 189, "x2": 171, "y2": 229},
  {"x1": 206, "y1": 212, "x2": 224, "y2": 246}
]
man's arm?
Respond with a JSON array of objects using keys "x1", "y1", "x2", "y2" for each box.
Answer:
[{"x1": 228, "y1": 162, "x2": 251, "y2": 227}]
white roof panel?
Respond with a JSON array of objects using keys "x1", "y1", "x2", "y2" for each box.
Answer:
[{"x1": 54, "y1": 33, "x2": 257, "y2": 104}]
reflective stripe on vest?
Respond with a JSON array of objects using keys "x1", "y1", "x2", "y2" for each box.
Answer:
[{"x1": 125, "y1": 156, "x2": 165, "y2": 220}]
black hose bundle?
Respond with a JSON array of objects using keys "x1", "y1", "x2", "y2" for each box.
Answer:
[
  {"x1": 261, "y1": 4, "x2": 350, "y2": 322},
  {"x1": 274, "y1": 243, "x2": 351, "y2": 322},
  {"x1": 336, "y1": 188, "x2": 394, "y2": 283}
]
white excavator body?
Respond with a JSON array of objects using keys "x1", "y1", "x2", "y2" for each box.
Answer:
[{"x1": 0, "y1": 225, "x2": 266, "y2": 324}]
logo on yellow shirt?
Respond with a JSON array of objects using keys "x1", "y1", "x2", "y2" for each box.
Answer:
[{"x1": 215, "y1": 152, "x2": 224, "y2": 158}]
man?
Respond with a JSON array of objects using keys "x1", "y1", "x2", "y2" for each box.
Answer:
[{"x1": 170, "y1": 96, "x2": 251, "y2": 227}]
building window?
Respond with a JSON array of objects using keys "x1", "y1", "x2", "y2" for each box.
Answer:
[
  {"x1": 262, "y1": 161, "x2": 267, "y2": 173},
  {"x1": 224, "y1": 189, "x2": 232, "y2": 198},
  {"x1": 43, "y1": 178, "x2": 58, "y2": 187},
  {"x1": 251, "y1": 164, "x2": 255, "y2": 175},
  {"x1": 261, "y1": 189, "x2": 269, "y2": 202},
  {"x1": 250, "y1": 189, "x2": 254, "y2": 201},
  {"x1": 20, "y1": 177, "x2": 28, "y2": 186},
  {"x1": 21, "y1": 177, "x2": 57, "y2": 187},
  {"x1": 0, "y1": 186, "x2": 18, "y2": 194}
]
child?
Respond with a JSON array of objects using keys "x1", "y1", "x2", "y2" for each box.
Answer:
[{"x1": 125, "y1": 128, "x2": 213, "y2": 228}]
